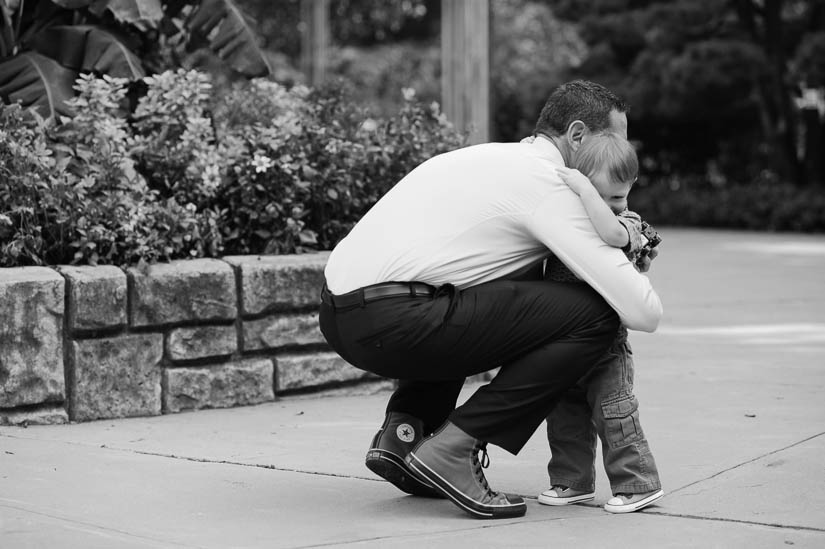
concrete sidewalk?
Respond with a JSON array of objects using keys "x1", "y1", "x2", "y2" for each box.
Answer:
[{"x1": 2, "y1": 228, "x2": 825, "y2": 548}]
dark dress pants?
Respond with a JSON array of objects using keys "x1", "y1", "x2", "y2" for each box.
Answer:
[{"x1": 319, "y1": 279, "x2": 619, "y2": 454}]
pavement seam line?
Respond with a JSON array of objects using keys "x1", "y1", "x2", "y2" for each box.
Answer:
[
  {"x1": 0, "y1": 433, "x2": 383, "y2": 482},
  {"x1": 668, "y1": 430, "x2": 825, "y2": 497},
  {"x1": 128, "y1": 448, "x2": 385, "y2": 483},
  {"x1": 637, "y1": 509, "x2": 825, "y2": 533}
]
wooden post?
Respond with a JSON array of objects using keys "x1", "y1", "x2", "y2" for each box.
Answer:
[
  {"x1": 300, "y1": 0, "x2": 330, "y2": 87},
  {"x1": 799, "y1": 87, "x2": 824, "y2": 186},
  {"x1": 441, "y1": 0, "x2": 490, "y2": 144}
]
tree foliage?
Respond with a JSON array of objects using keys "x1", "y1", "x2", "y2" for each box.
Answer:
[{"x1": 543, "y1": 0, "x2": 825, "y2": 185}]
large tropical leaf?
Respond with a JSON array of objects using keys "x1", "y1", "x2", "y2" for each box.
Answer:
[
  {"x1": 51, "y1": 0, "x2": 94, "y2": 8},
  {"x1": 0, "y1": 51, "x2": 76, "y2": 119},
  {"x1": 1, "y1": 0, "x2": 15, "y2": 58},
  {"x1": 29, "y1": 25, "x2": 144, "y2": 79},
  {"x1": 90, "y1": 0, "x2": 163, "y2": 31},
  {"x1": 163, "y1": 0, "x2": 194, "y2": 19},
  {"x1": 185, "y1": 0, "x2": 271, "y2": 77}
]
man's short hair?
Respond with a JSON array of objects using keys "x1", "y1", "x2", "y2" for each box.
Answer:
[{"x1": 534, "y1": 80, "x2": 628, "y2": 137}]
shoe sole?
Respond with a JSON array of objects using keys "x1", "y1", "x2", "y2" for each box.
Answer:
[
  {"x1": 537, "y1": 491, "x2": 595, "y2": 506},
  {"x1": 604, "y1": 489, "x2": 664, "y2": 514},
  {"x1": 365, "y1": 449, "x2": 442, "y2": 498},
  {"x1": 406, "y1": 452, "x2": 526, "y2": 519}
]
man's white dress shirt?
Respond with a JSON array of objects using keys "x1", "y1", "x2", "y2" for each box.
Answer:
[{"x1": 324, "y1": 136, "x2": 662, "y2": 332}]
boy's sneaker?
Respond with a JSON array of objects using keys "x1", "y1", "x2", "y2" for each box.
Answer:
[
  {"x1": 604, "y1": 489, "x2": 664, "y2": 513},
  {"x1": 537, "y1": 485, "x2": 595, "y2": 506}
]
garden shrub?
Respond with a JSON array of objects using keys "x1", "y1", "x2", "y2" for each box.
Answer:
[
  {"x1": 210, "y1": 80, "x2": 466, "y2": 254},
  {"x1": 0, "y1": 70, "x2": 466, "y2": 267},
  {"x1": 0, "y1": 74, "x2": 223, "y2": 267},
  {"x1": 632, "y1": 177, "x2": 825, "y2": 233}
]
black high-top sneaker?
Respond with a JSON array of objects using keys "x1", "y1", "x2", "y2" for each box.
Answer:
[
  {"x1": 406, "y1": 421, "x2": 526, "y2": 519},
  {"x1": 365, "y1": 412, "x2": 442, "y2": 497}
]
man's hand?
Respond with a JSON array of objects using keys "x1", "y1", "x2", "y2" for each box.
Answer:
[
  {"x1": 555, "y1": 167, "x2": 593, "y2": 196},
  {"x1": 636, "y1": 247, "x2": 658, "y2": 273}
]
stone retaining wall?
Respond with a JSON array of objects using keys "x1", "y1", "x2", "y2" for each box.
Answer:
[{"x1": 0, "y1": 253, "x2": 393, "y2": 426}]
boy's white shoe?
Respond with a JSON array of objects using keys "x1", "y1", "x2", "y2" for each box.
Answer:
[
  {"x1": 604, "y1": 489, "x2": 664, "y2": 513},
  {"x1": 537, "y1": 485, "x2": 595, "y2": 506}
]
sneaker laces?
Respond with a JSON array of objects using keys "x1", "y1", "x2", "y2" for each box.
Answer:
[{"x1": 471, "y1": 441, "x2": 492, "y2": 494}]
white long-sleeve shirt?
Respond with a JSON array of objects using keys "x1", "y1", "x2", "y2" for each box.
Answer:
[{"x1": 324, "y1": 136, "x2": 663, "y2": 332}]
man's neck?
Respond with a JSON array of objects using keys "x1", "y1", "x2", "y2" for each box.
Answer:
[{"x1": 536, "y1": 133, "x2": 571, "y2": 167}]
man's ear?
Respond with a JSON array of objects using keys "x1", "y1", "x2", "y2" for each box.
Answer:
[{"x1": 566, "y1": 120, "x2": 588, "y2": 151}]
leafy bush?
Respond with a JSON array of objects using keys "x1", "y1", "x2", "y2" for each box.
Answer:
[
  {"x1": 0, "y1": 73, "x2": 223, "y2": 267},
  {"x1": 0, "y1": 70, "x2": 466, "y2": 267},
  {"x1": 632, "y1": 177, "x2": 825, "y2": 233},
  {"x1": 212, "y1": 79, "x2": 466, "y2": 253}
]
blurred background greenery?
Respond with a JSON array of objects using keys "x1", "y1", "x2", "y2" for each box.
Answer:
[
  {"x1": 1, "y1": 0, "x2": 823, "y2": 267},
  {"x1": 248, "y1": 0, "x2": 825, "y2": 230}
]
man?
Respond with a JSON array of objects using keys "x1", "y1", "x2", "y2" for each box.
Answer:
[{"x1": 319, "y1": 80, "x2": 662, "y2": 519}]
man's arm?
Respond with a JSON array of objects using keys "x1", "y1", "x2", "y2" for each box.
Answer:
[{"x1": 527, "y1": 191, "x2": 663, "y2": 332}]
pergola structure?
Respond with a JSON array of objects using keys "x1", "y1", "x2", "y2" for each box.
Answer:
[{"x1": 300, "y1": 0, "x2": 490, "y2": 144}]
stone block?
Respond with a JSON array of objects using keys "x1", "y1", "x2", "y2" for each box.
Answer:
[
  {"x1": 224, "y1": 253, "x2": 329, "y2": 315},
  {"x1": 0, "y1": 405, "x2": 68, "y2": 426},
  {"x1": 71, "y1": 333, "x2": 163, "y2": 421},
  {"x1": 166, "y1": 325, "x2": 237, "y2": 361},
  {"x1": 58, "y1": 265, "x2": 127, "y2": 330},
  {"x1": 128, "y1": 259, "x2": 236, "y2": 327},
  {"x1": 0, "y1": 267, "x2": 65, "y2": 408},
  {"x1": 163, "y1": 359, "x2": 274, "y2": 413},
  {"x1": 243, "y1": 313, "x2": 323, "y2": 351},
  {"x1": 285, "y1": 379, "x2": 395, "y2": 400},
  {"x1": 275, "y1": 352, "x2": 371, "y2": 392}
]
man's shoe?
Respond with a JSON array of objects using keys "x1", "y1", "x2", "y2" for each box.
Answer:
[
  {"x1": 365, "y1": 412, "x2": 442, "y2": 497},
  {"x1": 406, "y1": 421, "x2": 526, "y2": 519},
  {"x1": 604, "y1": 489, "x2": 664, "y2": 513},
  {"x1": 537, "y1": 485, "x2": 595, "y2": 506}
]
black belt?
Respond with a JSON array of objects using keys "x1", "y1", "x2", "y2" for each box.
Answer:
[{"x1": 321, "y1": 282, "x2": 436, "y2": 310}]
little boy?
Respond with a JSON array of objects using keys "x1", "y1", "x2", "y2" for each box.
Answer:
[{"x1": 537, "y1": 132, "x2": 663, "y2": 513}]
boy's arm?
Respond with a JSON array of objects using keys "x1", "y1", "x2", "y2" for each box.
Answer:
[{"x1": 556, "y1": 168, "x2": 629, "y2": 248}]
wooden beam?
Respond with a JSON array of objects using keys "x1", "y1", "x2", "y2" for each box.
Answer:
[
  {"x1": 300, "y1": 0, "x2": 330, "y2": 87},
  {"x1": 441, "y1": 0, "x2": 490, "y2": 144}
]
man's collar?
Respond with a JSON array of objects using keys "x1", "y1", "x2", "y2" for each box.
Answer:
[{"x1": 531, "y1": 134, "x2": 565, "y2": 166}]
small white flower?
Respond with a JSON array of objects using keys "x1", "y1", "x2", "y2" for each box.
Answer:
[
  {"x1": 361, "y1": 118, "x2": 378, "y2": 132},
  {"x1": 252, "y1": 154, "x2": 274, "y2": 173},
  {"x1": 402, "y1": 87, "x2": 416, "y2": 101},
  {"x1": 201, "y1": 164, "x2": 221, "y2": 189}
]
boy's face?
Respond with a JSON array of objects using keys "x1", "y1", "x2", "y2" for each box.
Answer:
[{"x1": 589, "y1": 168, "x2": 633, "y2": 214}]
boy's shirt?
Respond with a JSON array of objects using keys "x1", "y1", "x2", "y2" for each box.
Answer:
[{"x1": 616, "y1": 210, "x2": 646, "y2": 261}]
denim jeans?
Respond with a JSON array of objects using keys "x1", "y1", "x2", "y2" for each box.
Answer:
[{"x1": 545, "y1": 328, "x2": 661, "y2": 494}]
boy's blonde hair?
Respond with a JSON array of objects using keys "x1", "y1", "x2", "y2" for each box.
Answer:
[{"x1": 574, "y1": 132, "x2": 638, "y2": 184}]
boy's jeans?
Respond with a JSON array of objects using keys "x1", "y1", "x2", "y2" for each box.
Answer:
[{"x1": 545, "y1": 328, "x2": 661, "y2": 494}]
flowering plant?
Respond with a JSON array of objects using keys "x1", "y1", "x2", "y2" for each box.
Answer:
[
  {"x1": 132, "y1": 69, "x2": 224, "y2": 205},
  {"x1": 0, "y1": 70, "x2": 466, "y2": 267}
]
